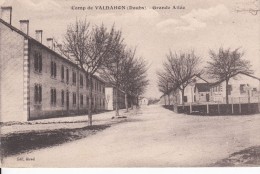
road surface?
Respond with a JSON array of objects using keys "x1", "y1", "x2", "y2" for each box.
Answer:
[{"x1": 3, "y1": 105, "x2": 260, "y2": 167}]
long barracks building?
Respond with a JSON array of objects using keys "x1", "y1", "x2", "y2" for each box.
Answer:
[{"x1": 0, "y1": 7, "x2": 108, "y2": 122}]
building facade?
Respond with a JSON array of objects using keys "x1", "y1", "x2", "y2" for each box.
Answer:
[
  {"x1": 0, "y1": 10, "x2": 106, "y2": 122},
  {"x1": 209, "y1": 73, "x2": 260, "y2": 103}
]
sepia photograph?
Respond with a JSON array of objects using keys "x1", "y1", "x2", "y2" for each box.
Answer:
[{"x1": 0, "y1": 0, "x2": 260, "y2": 170}]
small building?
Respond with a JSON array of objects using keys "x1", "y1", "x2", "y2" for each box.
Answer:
[
  {"x1": 194, "y1": 83, "x2": 211, "y2": 102},
  {"x1": 176, "y1": 75, "x2": 209, "y2": 104},
  {"x1": 209, "y1": 72, "x2": 260, "y2": 103},
  {"x1": 139, "y1": 97, "x2": 148, "y2": 105}
]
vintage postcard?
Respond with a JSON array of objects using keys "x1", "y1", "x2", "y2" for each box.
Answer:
[{"x1": 0, "y1": 0, "x2": 260, "y2": 168}]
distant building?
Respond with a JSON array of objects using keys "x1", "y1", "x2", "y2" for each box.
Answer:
[
  {"x1": 139, "y1": 97, "x2": 148, "y2": 105},
  {"x1": 176, "y1": 75, "x2": 209, "y2": 104},
  {"x1": 0, "y1": 8, "x2": 106, "y2": 122},
  {"x1": 161, "y1": 73, "x2": 260, "y2": 106},
  {"x1": 194, "y1": 83, "x2": 211, "y2": 102},
  {"x1": 209, "y1": 72, "x2": 260, "y2": 103}
]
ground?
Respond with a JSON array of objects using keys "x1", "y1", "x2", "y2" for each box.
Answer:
[{"x1": 1, "y1": 105, "x2": 260, "y2": 167}]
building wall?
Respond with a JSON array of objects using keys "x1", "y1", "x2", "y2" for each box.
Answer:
[
  {"x1": 0, "y1": 22, "x2": 28, "y2": 122},
  {"x1": 28, "y1": 41, "x2": 105, "y2": 120},
  {"x1": 0, "y1": 19, "x2": 107, "y2": 122},
  {"x1": 105, "y1": 87, "x2": 126, "y2": 110},
  {"x1": 177, "y1": 84, "x2": 197, "y2": 104},
  {"x1": 178, "y1": 78, "x2": 208, "y2": 104},
  {"x1": 210, "y1": 74, "x2": 260, "y2": 103},
  {"x1": 139, "y1": 98, "x2": 148, "y2": 105},
  {"x1": 112, "y1": 88, "x2": 125, "y2": 110},
  {"x1": 194, "y1": 90, "x2": 210, "y2": 102}
]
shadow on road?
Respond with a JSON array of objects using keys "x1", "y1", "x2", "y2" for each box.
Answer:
[
  {"x1": 212, "y1": 146, "x2": 260, "y2": 167},
  {"x1": 0, "y1": 124, "x2": 110, "y2": 158}
]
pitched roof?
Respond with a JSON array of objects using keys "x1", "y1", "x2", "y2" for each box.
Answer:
[
  {"x1": 0, "y1": 18, "x2": 105, "y2": 83},
  {"x1": 195, "y1": 83, "x2": 210, "y2": 92},
  {"x1": 210, "y1": 72, "x2": 260, "y2": 87},
  {"x1": 190, "y1": 74, "x2": 209, "y2": 83}
]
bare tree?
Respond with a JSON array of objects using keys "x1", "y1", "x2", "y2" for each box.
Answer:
[
  {"x1": 157, "y1": 70, "x2": 171, "y2": 105},
  {"x1": 118, "y1": 48, "x2": 149, "y2": 112},
  {"x1": 99, "y1": 39, "x2": 125, "y2": 117},
  {"x1": 58, "y1": 19, "x2": 121, "y2": 126},
  {"x1": 206, "y1": 47, "x2": 253, "y2": 104},
  {"x1": 163, "y1": 50, "x2": 201, "y2": 105},
  {"x1": 119, "y1": 48, "x2": 136, "y2": 112}
]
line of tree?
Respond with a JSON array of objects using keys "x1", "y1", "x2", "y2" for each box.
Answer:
[
  {"x1": 57, "y1": 19, "x2": 148, "y2": 125},
  {"x1": 157, "y1": 50, "x2": 202, "y2": 105},
  {"x1": 158, "y1": 47, "x2": 252, "y2": 105},
  {"x1": 100, "y1": 47, "x2": 149, "y2": 116}
]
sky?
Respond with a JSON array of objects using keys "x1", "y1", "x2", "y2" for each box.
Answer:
[{"x1": 1, "y1": 0, "x2": 259, "y2": 98}]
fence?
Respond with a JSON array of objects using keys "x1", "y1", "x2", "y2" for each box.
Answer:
[{"x1": 164, "y1": 96, "x2": 260, "y2": 115}]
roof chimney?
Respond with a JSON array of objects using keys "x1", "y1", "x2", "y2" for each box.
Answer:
[
  {"x1": 1, "y1": 6, "x2": 12, "y2": 24},
  {"x1": 35, "y1": 30, "x2": 43, "y2": 43},
  {"x1": 47, "y1": 38, "x2": 53, "y2": 49},
  {"x1": 57, "y1": 44, "x2": 62, "y2": 50},
  {"x1": 19, "y1": 20, "x2": 29, "y2": 35},
  {"x1": 56, "y1": 44, "x2": 63, "y2": 54}
]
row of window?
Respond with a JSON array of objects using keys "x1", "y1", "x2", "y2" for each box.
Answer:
[
  {"x1": 211, "y1": 85, "x2": 231, "y2": 95},
  {"x1": 211, "y1": 85, "x2": 223, "y2": 92},
  {"x1": 211, "y1": 84, "x2": 258, "y2": 95},
  {"x1": 34, "y1": 84, "x2": 105, "y2": 107},
  {"x1": 33, "y1": 51, "x2": 104, "y2": 93}
]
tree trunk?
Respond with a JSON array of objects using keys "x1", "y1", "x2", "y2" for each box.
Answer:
[
  {"x1": 77, "y1": 70, "x2": 80, "y2": 115},
  {"x1": 115, "y1": 87, "x2": 119, "y2": 116},
  {"x1": 125, "y1": 93, "x2": 128, "y2": 112},
  {"x1": 164, "y1": 96, "x2": 166, "y2": 105},
  {"x1": 88, "y1": 75, "x2": 93, "y2": 126},
  {"x1": 168, "y1": 94, "x2": 170, "y2": 106},
  {"x1": 225, "y1": 79, "x2": 229, "y2": 104}
]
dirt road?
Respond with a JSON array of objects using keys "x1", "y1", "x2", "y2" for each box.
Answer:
[{"x1": 2, "y1": 105, "x2": 260, "y2": 167}]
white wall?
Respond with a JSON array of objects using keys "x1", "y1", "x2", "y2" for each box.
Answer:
[
  {"x1": 210, "y1": 73, "x2": 260, "y2": 103},
  {"x1": 105, "y1": 87, "x2": 113, "y2": 110},
  {"x1": 178, "y1": 76, "x2": 207, "y2": 104}
]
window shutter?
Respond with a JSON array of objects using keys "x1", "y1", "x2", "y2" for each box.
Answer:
[
  {"x1": 39, "y1": 54, "x2": 42, "y2": 73},
  {"x1": 34, "y1": 85, "x2": 38, "y2": 103},
  {"x1": 61, "y1": 90, "x2": 64, "y2": 105},
  {"x1": 54, "y1": 63, "x2": 57, "y2": 77},
  {"x1": 51, "y1": 61, "x2": 53, "y2": 76},
  {"x1": 54, "y1": 89, "x2": 56, "y2": 104},
  {"x1": 61, "y1": 66, "x2": 64, "y2": 80},
  {"x1": 39, "y1": 85, "x2": 42, "y2": 103}
]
